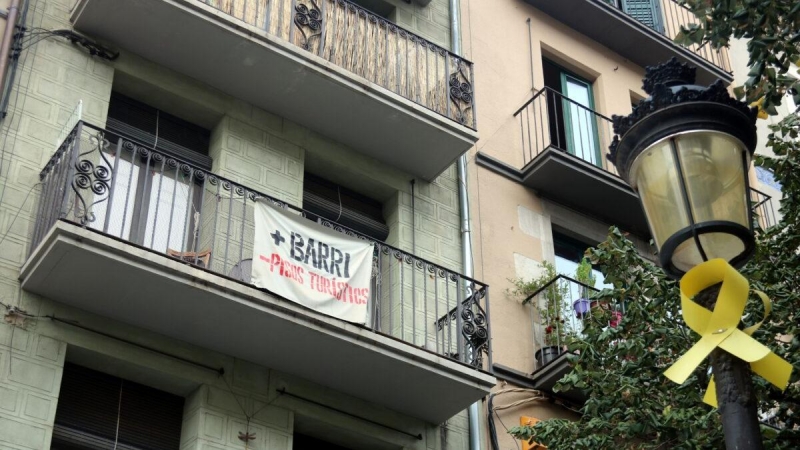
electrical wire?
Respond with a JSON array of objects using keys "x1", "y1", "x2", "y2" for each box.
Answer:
[
  {"x1": 494, "y1": 394, "x2": 548, "y2": 412},
  {"x1": 112, "y1": 379, "x2": 123, "y2": 450},
  {"x1": 0, "y1": 181, "x2": 39, "y2": 247},
  {"x1": 493, "y1": 409, "x2": 520, "y2": 450},
  {"x1": 487, "y1": 388, "x2": 547, "y2": 450},
  {"x1": 218, "y1": 371, "x2": 280, "y2": 449},
  {"x1": 0, "y1": 0, "x2": 44, "y2": 219},
  {"x1": 0, "y1": 11, "x2": 117, "y2": 219}
]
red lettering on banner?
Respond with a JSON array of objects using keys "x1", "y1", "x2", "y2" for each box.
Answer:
[
  {"x1": 260, "y1": 254, "x2": 369, "y2": 304},
  {"x1": 260, "y1": 253, "x2": 304, "y2": 284}
]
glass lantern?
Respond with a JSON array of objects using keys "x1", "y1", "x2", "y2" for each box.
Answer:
[{"x1": 628, "y1": 130, "x2": 754, "y2": 277}]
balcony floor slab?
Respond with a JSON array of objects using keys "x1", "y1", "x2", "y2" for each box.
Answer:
[
  {"x1": 72, "y1": 0, "x2": 478, "y2": 181},
  {"x1": 20, "y1": 221, "x2": 495, "y2": 423},
  {"x1": 476, "y1": 149, "x2": 650, "y2": 238},
  {"x1": 524, "y1": 0, "x2": 731, "y2": 85}
]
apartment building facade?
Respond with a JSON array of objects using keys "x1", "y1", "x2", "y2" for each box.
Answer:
[
  {"x1": 456, "y1": 0, "x2": 770, "y2": 448},
  {"x1": 0, "y1": 0, "x2": 498, "y2": 449}
]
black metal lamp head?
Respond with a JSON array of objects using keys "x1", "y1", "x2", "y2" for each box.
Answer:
[{"x1": 608, "y1": 58, "x2": 759, "y2": 279}]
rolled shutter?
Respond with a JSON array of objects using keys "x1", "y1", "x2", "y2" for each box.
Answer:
[
  {"x1": 302, "y1": 174, "x2": 389, "y2": 242},
  {"x1": 52, "y1": 363, "x2": 184, "y2": 450},
  {"x1": 107, "y1": 93, "x2": 213, "y2": 170}
]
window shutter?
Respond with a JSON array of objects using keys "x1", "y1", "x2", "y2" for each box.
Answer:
[
  {"x1": 117, "y1": 380, "x2": 184, "y2": 450},
  {"x1": 52, "y1": 365, "x2": 121, "y2": 450},
  {"x1": 53, "y1": 364, "x2": 185, "y2": 450},
  {"x1": 107, "y1": 93, "x2": 213, "y2": 170},
  {"x1": 622, "y1": 0, "x2": 663, "y2": 33},
  {"x1": 302, "y1": 174, "x2": 389, "y2": 242}
]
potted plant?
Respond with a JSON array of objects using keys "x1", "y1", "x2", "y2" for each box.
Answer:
[
  {"x1": 508, "y1": 262, "x2": 570, "y2": 367},
  {"x1": 572, "y1": 258, "x2": 596, "y2": 318}
]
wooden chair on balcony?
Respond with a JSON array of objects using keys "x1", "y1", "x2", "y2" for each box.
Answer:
[{"x1": 166, "y1": 249, "x2": 211, "y2": 269}]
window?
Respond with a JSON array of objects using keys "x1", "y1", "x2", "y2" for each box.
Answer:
[
  {"x1": 52, "y1": 363, "x2": 184, "y2": 450},
  {"x1": 350, "y1": 0, "x2": 394, "y2": 19},
  {"x1": 302, "y1": 173, "x2": 389, "y2": 241},
  {"x1": 90, "y1": 93, "x2": 211, "y2": 258},
  {"x1": 621, "y1": 0, "x2": 664, "y2": 33},
  {"x1": 106, "y1": 93, "x2": 211, "y2": 168},
  {"x1": 553, "y1": 231, "x2": 611, "y2": 290},
  {"x1": 293, "y1": 434, "x2": 355, "y2": 450},
  {"x1": 542, "y1": 59, "x2": 602, "y2": 167}
]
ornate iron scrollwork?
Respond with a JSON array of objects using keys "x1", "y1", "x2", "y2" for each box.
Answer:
[
  {"x1": 432, "y1": 285, "x2": 490, "y2": 367},
  {"x1": 462, "y1": 288, "x2": 489, "y2": 367},
  {"x1": 294, "y1": 0, "x2": 323, "y2": 50},
  {"x1": 71, "y1": 132, "x2": 112, "y2": 225},
  {"x1": 449, "y1": 58, "x2": 473, "y2": 125}
]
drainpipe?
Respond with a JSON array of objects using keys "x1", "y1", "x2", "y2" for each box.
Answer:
[
  {"x1": 449, "y1": 1, "x2": 483, "y2": 450},
  {"x1": 0, "y1": 0, "x2": 20, "y2": 107}
]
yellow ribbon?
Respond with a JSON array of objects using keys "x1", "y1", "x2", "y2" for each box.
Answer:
[
  {"x1": 749, "y1": 97, "x2": 769, "y2": 120},
  {"x1": 663, "y1": 259, "x2": 793, "y2": 407}
]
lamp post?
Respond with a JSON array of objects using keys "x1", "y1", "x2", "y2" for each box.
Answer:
[{"x1": 608, "y1": 58, "x2": 762, "y2": 448}]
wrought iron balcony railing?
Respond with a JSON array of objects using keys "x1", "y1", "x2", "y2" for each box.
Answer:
[
  {"x1": 515, "y1": 87, "x2": 618, "y2": 175},
  {"x1": 32, "y1": 121, "x2": 491, "y2": 369},
  {"x1": 751, "y1": 187, "x2": 777, "y2": 230},
  {"x1": 604, "y1": 0, "x2": 731, "y2": 73},
  {"x1": 198, "y1": 0, "x2": 476, "y2": 129},
  {"x1": 523, "y1": 274, "x2": 615, "y2": 372}
]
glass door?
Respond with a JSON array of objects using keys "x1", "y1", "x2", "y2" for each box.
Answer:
[
  {"x1": 90, "y1": 152, "x2": 196, "y2": 254},
  {"x1": 561, "y1": 74, "x2": 602, "y2": 167}
]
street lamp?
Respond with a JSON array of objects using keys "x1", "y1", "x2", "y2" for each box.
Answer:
[
  {"x1": 609, "y1": 58, "x2": 757, "y2": 279},
  {"x1": 609, "y1": 58, "x2": 766, "y2": 449}
]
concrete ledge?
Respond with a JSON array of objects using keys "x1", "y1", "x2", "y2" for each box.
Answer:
[
  {"x1": 20, "y1": 221, "x2": 495, "y2": 423},
  {"x1": 71, "y1": 0, "x2": 479, "y2": 181}
]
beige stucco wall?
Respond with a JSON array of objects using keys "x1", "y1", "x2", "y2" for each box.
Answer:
[
  {"x1": 457, "y1": 0, "x2": 657, "y2": 448},
  {"x1": 461, "y1": 0, "x2": 650, "y2": 367},
  {"x1": 462, "y1": 0, "x2": 647, "y2": 171}
]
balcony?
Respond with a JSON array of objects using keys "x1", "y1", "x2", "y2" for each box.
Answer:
[
  {"x1": 524, "y1": 0, "x2": 731, "y2": 85},
  {"x1": 751, "y1": 187, "x2": 777, "y2": 229},
  {"x1": 20, "y1": 122, "x2": 495, "y2": 423},
  {"x1": 478, "y1": 87, "x2": 650, "y2": 237},
  {"x1": 477, "y1": 88, "x2": 777, "y2": 241},
  {"x1": 71, "y1": 0, "x2": 478, "y2": 181},
  {"x1": 524, "y1": 275, "x2": 611, "y2": 404}
]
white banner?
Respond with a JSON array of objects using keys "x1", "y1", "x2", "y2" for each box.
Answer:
[{"x1": 252, "y1": 202, "x2": 374, "y2": 323}]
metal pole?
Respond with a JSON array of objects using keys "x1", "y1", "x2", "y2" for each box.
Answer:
[
  {"x1": 695, "y1": 284, "x2": 764, "y2": 450},
  {"x1": 449, "y1": 0, "x2": 484, "y2": 448},
  {"x1": 0, "y1": 0, "x2": 20, "y2": 109}
]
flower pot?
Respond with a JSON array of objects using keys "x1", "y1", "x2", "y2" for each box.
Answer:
[
  {"x1": 573, "y1": 298, "x2": 591, "y2": 318},
  {"x1": 535, "y1": 345, "x2": 562, "y2": 368}
]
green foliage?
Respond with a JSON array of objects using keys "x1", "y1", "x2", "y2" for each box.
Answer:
[
  {"x1": 508, "y1": 261, "x2": 561, "y2": 303},
  {"x1": 508, "y1": 5, "x2": 800, "y2": 449},
  {"x1": 744, "y1": 113, "x2": 800, "y2": 446},
  {"x1": 508, "y1": 99, "x2": 800, "y2": 450},
  {"x1": 512, "y1": 228, "x2": 725, "y2": 449},
  {"x1": 673, "y1": 0, "x2": 800, "y2": 112},
  {"x1": 508, "y1": 261, "x2": 573, "y2": 346},
  {"x1": 574, "y1": 258, "x2": 597, "y2": 287}
]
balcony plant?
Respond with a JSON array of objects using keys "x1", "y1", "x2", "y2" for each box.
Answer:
[
  {"x1": 509, "y1": 261, "x2": 571, "y2": 367},
  {"x1": 572, "y1": 258, "x2": 596, "y2": 318}
]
